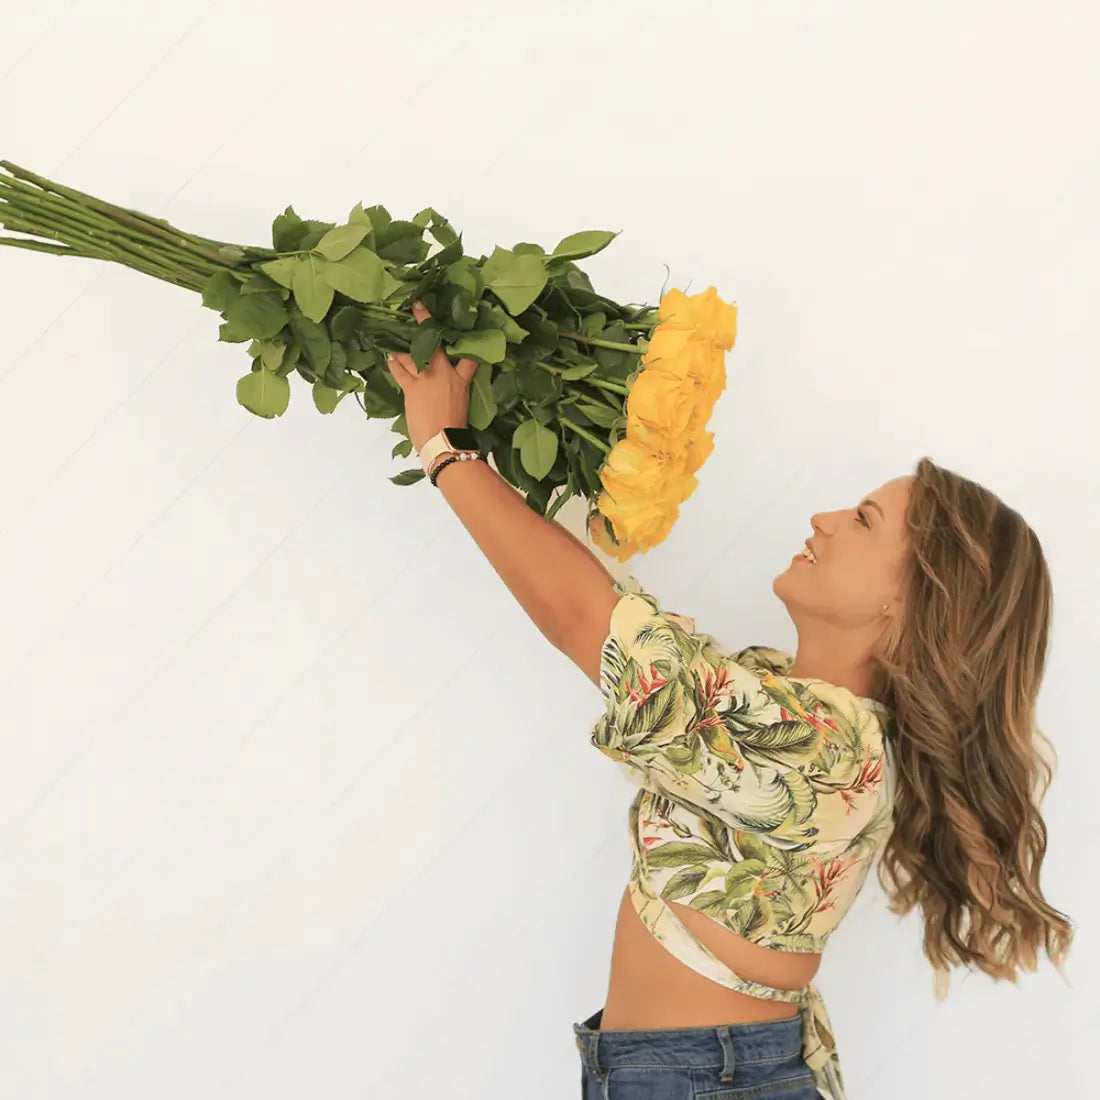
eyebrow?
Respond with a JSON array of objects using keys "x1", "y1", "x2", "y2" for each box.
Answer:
[{"x1": 862, "y1": 498, "x2": 886, "y2": 522}]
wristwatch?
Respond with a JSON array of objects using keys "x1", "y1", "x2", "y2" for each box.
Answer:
[{"x1": 418, "y1": 427, "x2": 483, "y2": 478}]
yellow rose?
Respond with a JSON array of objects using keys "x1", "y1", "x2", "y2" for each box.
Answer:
[
  {"x1": 680, "y1": 427, "x2": 715, "y2": 477},
  {"x1": 597, "y1": 491, "x2": 681, "y2": 556},
  {"x1": 626, "y1": 365, "x2": 695, "y2": 438},
  {"x1": 687, "y1": 287, "x2": 739, "y2": 349},
  {"x1": 588, "y1": 510, "x2": 633, "y2": 561},
  {"x1": 642, "y1": 323, "x2": 698, "y2": 368},
  {"x1": 599, "y1": 437, "x2": 679, "y2": 502},
  {"x1": 656, "y1": 287, "x2": 738, "y2": 350},
  {"x1": 587, "y1": 285, "x2": 735, "y2": 559},
  {"x1": 656, "y1": 288, "x2": 696, "y2": 329},
  {"x1": 642, "y1": 328, "x2": 726, "y2": 414}
]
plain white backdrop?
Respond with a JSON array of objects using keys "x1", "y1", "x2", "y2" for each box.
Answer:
[{"x1": 0, "y1": 1, "x2": 1095, "y2": 1096}]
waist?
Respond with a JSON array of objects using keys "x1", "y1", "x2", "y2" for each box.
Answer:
[
  {"x1": 573, "y1": 1005, "x2": 806, "y2": 1070},
  {"x1": 604, "y1": 885, "x2": 816, "y2": 1028}
]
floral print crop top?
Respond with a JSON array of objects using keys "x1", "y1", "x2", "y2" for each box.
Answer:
[{"x1": 590, "y1": 574, "x2": 896, "y2": 955}]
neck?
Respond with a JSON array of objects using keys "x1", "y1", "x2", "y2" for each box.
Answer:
[{"x1": 788, "y1": 632, "x2": 880, "y2": 701}]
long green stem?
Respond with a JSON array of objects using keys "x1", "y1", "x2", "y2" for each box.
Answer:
[
  {"x1": 1, "y1": 202, "x2": 209, "y2": 288},
  {"x1": 0, "y1": 161, "x2": 250, "y2": 266},
  {"x1": 560, "y1": 330, "x2": 644, "y2": 354},
  {"x1": 0, "y1": 234, "x2": 90, "y2": 258},
  {"x1": 539, "y1": 359, "x2": 628, "y2": 397},
  {"x1": 559, "y1": 416, "x2": 611, "y2": 453},
  {"x1": 0, "y1": 183, "x2": 216, "y2": 284}
]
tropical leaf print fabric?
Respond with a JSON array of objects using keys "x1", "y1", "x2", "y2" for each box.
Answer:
[{"x1": 588, "y1": 574, "x2": 897, "y2": 1100}]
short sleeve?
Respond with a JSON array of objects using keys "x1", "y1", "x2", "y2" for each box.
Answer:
[{"x1": 588, "y1": 575, "x2": 886, "y2": 843}]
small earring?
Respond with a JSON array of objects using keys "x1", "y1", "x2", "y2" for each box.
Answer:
[{"x1": 881, "y1": 603, "x2": 889, "y2": 612}]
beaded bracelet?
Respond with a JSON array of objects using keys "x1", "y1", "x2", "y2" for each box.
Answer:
[{"x1": 428, "y1": 451, "x2": 487, "y2": 487}]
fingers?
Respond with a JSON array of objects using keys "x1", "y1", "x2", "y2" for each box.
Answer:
[
  {"x1": 410, "y1": 300, "x2": 454, "y2": 374},
  {"x1": 385, "y1": 351, "x2": 417, "y2": 385},
  {"x1": 409, "y1": 299, "x2": 480, "y2": 384},
  {"x1": 453, "y1": 357, "x2": 479, "y2": 384}
]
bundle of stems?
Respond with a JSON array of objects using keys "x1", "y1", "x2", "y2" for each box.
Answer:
[{"x1": 0, "y1": 160, "x2": 737, "y2": 558}]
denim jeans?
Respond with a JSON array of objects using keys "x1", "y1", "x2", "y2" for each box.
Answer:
[{"x1": 573, "y1": 1007, "x2": 819, "y2": 1099}]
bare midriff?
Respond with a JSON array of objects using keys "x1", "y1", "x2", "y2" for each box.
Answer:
[{"x1": 599, "y1": 885, "x2": 823, "y2": 1030}]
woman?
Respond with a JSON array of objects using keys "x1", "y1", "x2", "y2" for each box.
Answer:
[{"x1": 386, "y1": 303, "x2": 1074, "y2": 1099}]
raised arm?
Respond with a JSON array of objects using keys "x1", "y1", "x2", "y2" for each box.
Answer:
[{"x1": 434, "y1": 456, "x2": 621, "y2": 657}]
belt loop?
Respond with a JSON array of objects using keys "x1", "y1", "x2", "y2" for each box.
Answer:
[
  {"x1": 574, "y1": 1026, "x2": 608, "y2": 1093},
  {"x1": 715, "y1": 1024, "x2": 738, "y2": 1082}
]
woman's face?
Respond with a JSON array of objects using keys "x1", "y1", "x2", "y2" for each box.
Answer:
[{"x1": 774, "y1": 474, "x2": 914, "y2": 690}]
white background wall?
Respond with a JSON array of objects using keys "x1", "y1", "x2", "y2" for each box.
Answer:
[{"x1": 0, "y1": 2, "x2": 1095, "y2": 1097}]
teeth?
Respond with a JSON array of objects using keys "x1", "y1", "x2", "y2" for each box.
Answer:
[{"x1": 800, "y1": 547, "x2": 817, "y2": 563}]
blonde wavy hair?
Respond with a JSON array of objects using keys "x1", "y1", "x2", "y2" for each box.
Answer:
[{"x1": 869, "y1": 457, "x2": 1074, "y2": 996}]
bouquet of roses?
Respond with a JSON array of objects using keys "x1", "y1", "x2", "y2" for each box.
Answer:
[{"x1": 0, "y1": 160, "x2": 736, "y2": 561}]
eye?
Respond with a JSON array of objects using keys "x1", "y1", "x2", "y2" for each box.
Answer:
[{"x1": 857, "y1": 509, "x2": 870, "y2": 527}]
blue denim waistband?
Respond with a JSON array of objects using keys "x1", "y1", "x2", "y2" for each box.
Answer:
[{"x1": 572, "y1": 1007, "x2": 804, "y2": 1079}]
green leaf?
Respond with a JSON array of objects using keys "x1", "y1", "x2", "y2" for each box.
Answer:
[
  {"x1": 345, "y1": 347, "x2": 375, "y2": 375},
  {"x1": 447, "y1": 286, "x2": 478, "y2": 330},
  {"x1": 734, "y1": 831, "x2": 772, "y2": 864},
  {"x1": 551, "y1": 230, "x2": 618, "y2": 262},
  {"x1": 660, "y1": 866, "x2": 709, "y2": 901},
  {"x1": 292, "y1": 258, "x2": 335, "y2": 323},
  {"x1": 573, "y1": 400, "x2": 620, "y2": 428},
  {"x1": 430, "y1": 234, "x2": 464, "y2": 266},
  {"x1": 288, "y1": 307, "x2": 332, "y2": 373},
  {"x1": 582, "y1": 311, "x2": 607, "y2": 336},
  {"x1": 297, "y1": 221, "x2": 336, "y2": 252},
  {"x1": 427, "y1": 215, "x2": 458, "y2": 247},
  {"x1": 410, "y1": 322, "x2": 443, "y2": 371},
  {"x1": 218, "y1": 319, "x2": 252, "y2": 343},
  {"x1": 513, "y1": 418, "x2": 559, "y2": 480},
  {"x1": 271, "y1": 206, "x2": 307, "y2": 251},
  {"x1": 389, "y1": 468, "x2": 426, "y2": 486},
  {"x1": 446, "y1": 328, "x2": 506, "y2": 364},
  {"x1": 224, "y1": 292, "x2": 289, "y2": 341},
  {"x1": 479, "y1": 301, "x2": 528, "y2": 342},
  {"x1": 312, "y1": 368, "x2": 364, "y2": 414},
  {"x1": 348, "y1": 202, "x2": 373, "y2": 229},
  {"x1": 238, "y1": 270, "x2": 286, "y2": 296},
  {"x1": 363, "y1": 205, "x2": 392, "y2": 231},
  {"x1": 322, "y1": 340, "x2": 347, "y2": 388},
  {"x1": 257, "y1": 339, "x2": 286, "y2": 372},
  {"x1": 726, "y1": 859, "x2": 767, "y2": 884},
  {"x1": 312, "y1": 381, "x2": 346, "y2": 414},
  {"x1": 259, "y1": 256, "x2": 299, "y2": 289},
  {"x1": 643, "y1": 842, "x2": 720, "y2": 867},
  {"x1": 236, "y1": 371, "x2": 290, "y2": 418},
  {"x1": 329, "y1": 305, "x2": 362, "y2": 343},
  {"x1": 318, "y1": 246, "x2": 388, "y2": 303},
  {"x1": 689, "y1": 890, "x2": 730, "y2": 917},
  {"x1": 201, "y1": 270, "x2": 239, "y2": 312},
  {"x1": 315, "y1": 222, "x2": 370, "y2": 261},
  {"x1": 560, "y1": 361, "x2": 598, "y2": 382},
  {"x1": 275, "y1": 339, "x2": 301, "y2": 378},
  {"x1": 445, "y1": 258, "x2": 481, "y2": 298},
  {"x1": 468, "y1": 362, "x2": 497, "y2": 430},
  {"x1": 374, "y1": 220, "x2": 429, "y2": 264},
  {"x1": 482, "y1": 246, "x2": 547, "y2": 315}
]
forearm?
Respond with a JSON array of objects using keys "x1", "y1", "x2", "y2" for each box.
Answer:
[{"x1": 431, "y1": 456, "x2": 615, "y2": 648}]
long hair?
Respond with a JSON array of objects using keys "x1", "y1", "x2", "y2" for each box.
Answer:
[{"x1": 869, "y1": 457, "x2": 1073, "y2": 996}]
